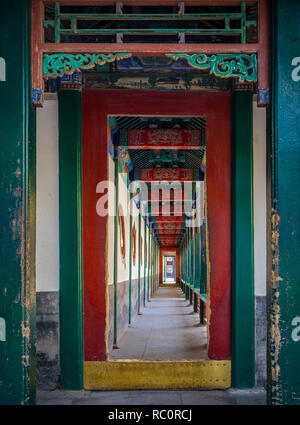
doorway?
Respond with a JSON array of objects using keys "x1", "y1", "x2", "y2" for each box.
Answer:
[
  {"x1": 81, "y1": 89, "x2": 231, "y2": 388},
  {"x1": 163, "y1": 255, "x2": 176, "y2": 284}
]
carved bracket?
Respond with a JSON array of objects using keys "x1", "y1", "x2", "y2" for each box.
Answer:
[
  {"x1": 43, "y1": 52, "x2": 132, "y2": 79},
  {"x1": 166, "y1": 53, "x2": 257, "y2": 83}
]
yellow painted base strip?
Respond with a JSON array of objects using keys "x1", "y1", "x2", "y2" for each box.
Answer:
[{"x1": 84, "y1": 360, "x2": 231, "y2": 390}]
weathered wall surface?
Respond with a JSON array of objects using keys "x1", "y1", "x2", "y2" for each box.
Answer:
[
  {"x1": 36, "y1": 292, "x2": 60, "y2": 389},
  {"x1": 107, "y1": 278, "x2": 145, "y2": 354}
]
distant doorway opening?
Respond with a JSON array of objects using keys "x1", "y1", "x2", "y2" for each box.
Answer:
[{"x1": 163, "y1": 255, "x2": 176, "y2": 284}]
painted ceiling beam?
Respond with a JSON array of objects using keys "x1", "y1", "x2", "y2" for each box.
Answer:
[
  {"x1": 128, "y1": 129, "x2": 202, "y2": 149},
  {"x1": 153, "y1": 216, "x2": 184, "y2": 223},
  {"x1": 140, "y1": 168, "x2": 194, "y2": 182}
]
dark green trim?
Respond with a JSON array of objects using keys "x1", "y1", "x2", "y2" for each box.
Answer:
[
  {"x1": 138, "y1": 211, "x2": 141, "y2": 313},
  {"x1": 113, "y1": 156, "x2": 119, "y2": 344},
  {"x1": 268, "y1": 0, "x2": 300, "y2": 405},
  {"x1": 58, "y1": 90, "x2": 83, "y2": 390},
  {"x1": 128, "y1": 194, "x2": 133, "y2": 325},
  {"x1": 147, "y1": 225, "x2": 151, "y2": 302},
  {"x1": 231, "y1": 90, "x2": 255, "y2": 388},
  {"x1": 267, "y1": 0, "x2": 276, "y2": 404},
  {"x1": 0, "y1": 0, "x2": 36, "y2": 405},
  {"x1": 143, "y1": 218, "x2": 147, "y2": 306}
]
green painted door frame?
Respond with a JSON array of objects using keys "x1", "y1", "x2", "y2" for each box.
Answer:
[
  {"x1": 268, "y1": 0, "x2": 300, "y2": 405},
  {"x1": 0, "y1": 0, "x2": 36, "y2": 405},
  {"x1": 58, "y1": 90, "x2": 83, "y2": 389},
  {"x1": 113, "y1": 155, "x2": 119, "y2": 345},
  {"x1": 231, "y1": 90, "x2": 255, "y2": 388},
  {"x1": 128, "y1": 193, "x2": 133, "y2": 325},
  {"x1": 143, "y1": 217, "x2": 147, "y2": 306},
  {"x1": 138, "y1": 211, "x2": 141, "y2": 313}
]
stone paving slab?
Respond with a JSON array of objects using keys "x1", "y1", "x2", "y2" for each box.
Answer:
[{"x1": 37, "y1": 389, "x2": 266, "y2": 405}]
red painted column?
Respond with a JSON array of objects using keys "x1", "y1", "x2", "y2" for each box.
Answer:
[
  {"x1": 82, "y1": 92, "x2": 108, "y2": 361},
  {"x1": 206, "y1": 94, "x2": 231, "y2": 360},
  {"x1": 175, "y1": 250, "x2": 179, "y2": 283},
  {"x1": 82, "y1": 90, "x2": 231, "y2": 361},
  {"x1": 159, "y1": 249, "x2": 163, "y2": 284}
]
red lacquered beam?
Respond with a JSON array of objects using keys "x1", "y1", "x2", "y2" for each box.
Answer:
[
  {"x1": 140, "y1": 168, "x2": 194, "y2": 182},
  {"x1": 159, "y1": 230, "x2": 182, "y2": 234},
  {"x1": 42, "y1": 42, "x2": 261, "y2": 54},
  {"x1": 32, "y1": 0, "x2": 44, "y2": 103},
  {"x1": 258, "y1": 0, "x2": 269, "y2": 91},
  {"x1": 156, "y1": 223, "x2": 183, "y2": 229},
  {"x1": 128, "y1": 129, "x2": 201, "y2": 149},
  {"x1": 154, "y1": 216, "x2": 184, "y2": 223}
]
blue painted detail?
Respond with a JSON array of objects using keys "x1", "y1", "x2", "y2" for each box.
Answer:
[
  {"x1": 199, "y1": 169, "x2": 205, "y2": 181},
  {"x1": 129, "y1": 170, "x2": 134, "y2": 181},
  {"x1": 126, "y1": 160, "x2": 133, "y2": 172},
  {"x1": 32, "y1": 88, "x2": 43, "y2": 105},
  {"x1": 258, "y1": 88, "x2": 270, "y2": 105},
  {"x1": 108, "y1": 138, "x2": 114, "y2": 158},
  {"x1": 59, "y1": 70, "x2": 82, "y2": 85},
  {"x1": 49, "y1": 78, "x2": 58, "y2": 93},
  {"x1": 116, "y1": 56, "x2": 195, "y2": 72}
]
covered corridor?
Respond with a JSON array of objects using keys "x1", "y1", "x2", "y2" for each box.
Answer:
[
  {"x1": 110, "y1": 286, "x2": 207, "y2": 361},
  {"x1": 4, "y1": 0, "x2": 300, "y2": 406}
]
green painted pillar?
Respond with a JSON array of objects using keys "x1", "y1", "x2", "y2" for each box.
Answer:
[
  {"x1": 269, "y1": 0, "x2": 300, "y2": 405},
  {"x1": 113, "y1": 156, "x2": 119, "y2": 343},
  {"x1": 128, "y1": 194, "x2": 133, "y2": 324},
  {"x1": 138, "y1": 211, "x2": 141, "y2": 313},
  {"x1": 147, "y1": 224, "x2": 150, "y2": 302},
  {"x1": 0, "y1": 1, "x2": 36, "y2": 405},
  {"x1": 143, "y1": 218, "x2": 147, "y2": 306},
  {"x1": 58, "y1": 90, "x2": 83, "y2": 389},
  {"x1": 232, "y1": 90, "x2": 255, "y2": 388}
]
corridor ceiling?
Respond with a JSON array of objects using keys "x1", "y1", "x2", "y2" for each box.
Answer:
[{"x1": 115, "y1": 116, "x2": 206, "y2": 248}]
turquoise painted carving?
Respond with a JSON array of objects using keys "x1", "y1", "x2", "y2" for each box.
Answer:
[
  {"x1": 166, "y1": 53, "x2": 257, "y2": 83},
  {"x1": 43, "y1": 53, "x2": 132, "y2": 78}
]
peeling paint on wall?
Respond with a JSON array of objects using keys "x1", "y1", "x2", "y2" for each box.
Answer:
[{"x1": 270, "y1": 210, "x2": 281, "y2": 403}]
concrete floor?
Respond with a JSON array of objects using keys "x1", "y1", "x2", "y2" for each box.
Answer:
[
  {"x1": 110, "y1": 286, "x2": 207, "y2": 360},
  {"x1": 37, "y1": 389, "x2": 266, "y2": 405},
  {"x1": 36, "y1": 286, "x2": 267, "y2": 406}
]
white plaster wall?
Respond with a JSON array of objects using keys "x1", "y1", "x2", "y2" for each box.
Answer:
[
  {"x1": 117, "y1": 174, "x2": 129, "y2": 283},
  {"x1": 36, "y1": 95, "x2": 59, "y2": 292},
  {"x1": 145, "y1": 224, "x2": 149, "y2": 277},
  {"x1": 253, "y1": 100, "x2": 267, "y2": 297},
  {"x1": 140, "y1": 216, "x2": 145, "y2": 277},
  {"x1": 107, "y1": 155, "x2": 115, "y2": 285},
  {"x1": 131, "y1": 201, "x2": 139, "y2": 281}
]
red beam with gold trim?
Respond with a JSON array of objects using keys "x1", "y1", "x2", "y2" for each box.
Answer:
[
  {"x1": 154, "y1": 216, "x2": 184, "y2": 223},
  {"x1": 156, "y1": 223, "x2": 184, "y2": 229},
  {"x1": 128, "y1": 129, "x2": 201, "y2": 150},
  {"x1": 140, "y1": 168, "x2": 194, "y2": 182}
]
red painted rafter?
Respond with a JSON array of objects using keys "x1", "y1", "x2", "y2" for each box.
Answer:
[
  {"x1": 128, "y1": 129, "x2": 202, "y2": 149},
  {"x1": 154, "y1": 216, "x2": 184, "y2": 223},
  {"x1": 156, "y1": 223, "x2": 183, "y2": 228},
  {"x1": 159, "y1": 230, "x2": 182, "y2": 234},
  {"x1": 32, "y1": 0, "x2": 269, "y2": 102},
  {"x1": 149, "y1": 191, "x2": 191, "y2": 202},
  {"x1": 140, "y1": 168, "x2": 194, "y2": 182}
]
